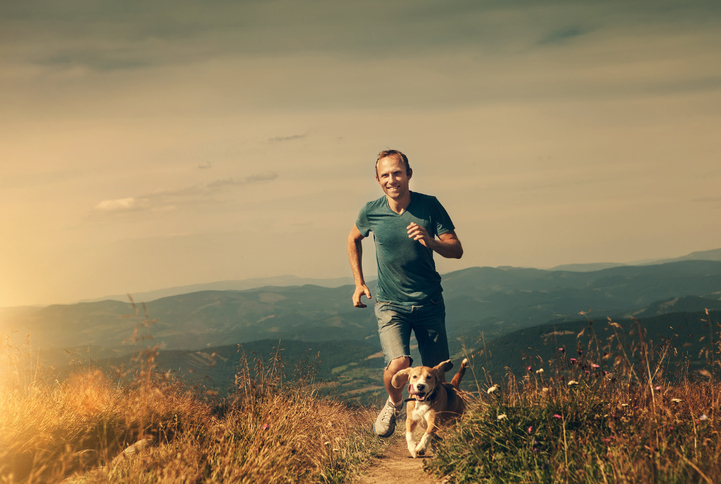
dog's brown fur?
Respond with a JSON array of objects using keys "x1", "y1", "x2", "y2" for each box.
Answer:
[{"x1": 391, "y1": 358, "x2": 469, "y2": 458}]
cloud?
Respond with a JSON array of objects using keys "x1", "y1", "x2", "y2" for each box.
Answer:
[
  {"x1": 268, "y1": 134, "x2": 306, "y2": 143},
  {"x1": 538, "y1": 26, "x2": 590, "y2": 46},
  {"x1": 94, "y1": 197, "x2": 150, "y2": 212},
  {"x1": 245, "y1": 171, "x2": 279, "y2": 183},
  {"x1": 94, "y1": 171, "x2": 279, "y2": 213}
]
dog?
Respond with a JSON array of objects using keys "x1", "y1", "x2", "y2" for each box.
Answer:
[{"x1": 391, "y1": 358, "x2": 469, "y2": 458}]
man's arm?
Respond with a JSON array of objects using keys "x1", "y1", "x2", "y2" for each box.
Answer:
[
  {"x1": 407, "y1": 224, "x2": 464, "y2": 259},
  {"x1": 347, "y1": 225, "x2": 373, "y2": 307}
]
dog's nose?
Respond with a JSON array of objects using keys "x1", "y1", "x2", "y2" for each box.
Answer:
[{"x1": 417, "y1": 384, "x2": 425, "y2": 391}]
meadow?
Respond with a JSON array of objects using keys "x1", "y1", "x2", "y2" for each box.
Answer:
[
  {"x1": 1, "y1": 308, "x2": 720, "y2": 483},
  {"x1": 0, "y1": 311, "x2": 383, "y2": 483},
  {"x1": 428, "y1": 311, "x2": 721, "y2": 483}
]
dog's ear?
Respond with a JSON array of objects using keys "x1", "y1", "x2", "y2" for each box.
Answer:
[
  {"x1": 391, "y1": 368, "x2": 411, "y2": 389},
  {"x1": 434, "y1": 359, "x2": 454, "y2": 374}
]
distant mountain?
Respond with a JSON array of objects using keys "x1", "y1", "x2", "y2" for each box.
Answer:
[
  {"x1": 644, "y1": 248, "x2": 721, "y2": 265},
  {"x1": 549, "y1": 262, "x2": 626, "y2": 272},
  {"x1": 549, "y1": 247, "x2": 721, "y2": 272},
  {"x1": 80, "y1": 275, "x2": 355, "y2": 304},
  {"x1": 5, "y1": 260, "x2": 721, "y2": 356}
]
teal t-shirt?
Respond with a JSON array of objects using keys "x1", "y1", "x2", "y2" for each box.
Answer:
[{"x1": 355, "y1": 192, "x2": 455, "y2": 305}]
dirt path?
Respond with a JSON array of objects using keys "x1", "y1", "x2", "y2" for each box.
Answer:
[{"x1": 354, "y1": 436, "x2": 446, "y2": 484}]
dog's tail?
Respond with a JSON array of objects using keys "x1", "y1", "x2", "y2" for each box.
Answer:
[{"x1": 450, "y1": 358, "x2": 469, "y2": 389}]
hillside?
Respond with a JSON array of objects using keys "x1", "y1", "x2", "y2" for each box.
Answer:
[
  {"x1": 477, "y1": 308, "x2": 721, "y2": 380},
  {"x1": 3, "y1": 260, "x2": 721, "y2": 357}
]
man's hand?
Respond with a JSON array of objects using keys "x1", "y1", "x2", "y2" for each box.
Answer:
[
  {"x1": 407, "y1": 223, "x2": 464, "y2": 259},
  {"x1": 407, "y1": 222, "x2": 433, "y2": 248},
  {"x1": 352, "y1": 284, "x2": 372, "y2": 308}
]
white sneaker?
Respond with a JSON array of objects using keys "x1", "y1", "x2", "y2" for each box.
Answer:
[{"x1": 373, "y1": 398, "x2": 401, "y2": 438}]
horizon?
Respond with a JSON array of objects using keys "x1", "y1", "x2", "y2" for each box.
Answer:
[
  {"x1": 4, "y1": 246, "x2": 720, "y2": 309},
  {"x1": 2, "y1": 1, "x2": 721, "y2": 307}
]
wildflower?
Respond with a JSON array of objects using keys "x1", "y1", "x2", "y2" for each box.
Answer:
[
  {"x1": 671, "y1": 398, "x2": 682, "y2": 403},
  {"x1": 558, "y1": 347, "x2": 565, "y2": 353},
  {"x1": 700, "y1": 414, "x2": 709, "y2": 421},
  {"x1": 487, "y1": 384, "x2": 499, "y2": 394},
  {"x1": 577, "y1": 349, "x2": 583, "y2": 356},
  {"x1": 536, "y1": 368, "x2": 544, "y2": 374},
  {"x1": 527, "y1": 366, "x2": 532, "y2": 372},
  {"x1": 553, "y1": 414, "x2": 562, "y2": 419},
  {"x1": 528, "y1": 426, "x2": 533, "y2": 433},
  {"x1": 497, "y1": 414, "x2": 507, "y2": 421},
  {"x1": 655, "y1": 386, "x2": 662, "y2": 391},
  {"x1": 567, "y1": 380, "x2": 578, "y2": 386},
  {"x1": 542, "y1": 387, "x2": 549, "y2": 392},
  {"x1": 592, "y1": 364, "x2": 600, "y2": 369},
  {"x1": 570, "y1": 358, "x2": 577, "y2": 364},
  {"x1": 262, "y1": 423, "x2": 270, "y2": 431}
]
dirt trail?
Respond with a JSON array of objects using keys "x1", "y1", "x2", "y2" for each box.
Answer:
[{"x1": 354, "y1": 436, "x2": 446, "y2": 484}]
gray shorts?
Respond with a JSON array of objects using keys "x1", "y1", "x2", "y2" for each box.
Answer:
[{"x1": 374, "y1": 296, "x2": 449, "y2": 369}]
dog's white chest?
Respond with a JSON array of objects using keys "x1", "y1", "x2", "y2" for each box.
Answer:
[{"x1": 409, "y1": 401, "x2": 433, "y2": 427}]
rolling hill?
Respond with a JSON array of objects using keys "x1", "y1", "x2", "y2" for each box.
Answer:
[{"x1": 3, "y1": 260, "x2": 721, "y2": 357}]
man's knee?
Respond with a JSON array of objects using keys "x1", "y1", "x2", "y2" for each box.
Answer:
[{"x1": 386, "y1": 356, "x2": 411, "y2": 374}]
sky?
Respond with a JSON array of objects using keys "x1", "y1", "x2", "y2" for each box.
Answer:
[{"x1": 1, "y1": 0, "x2": 720, "y2": 307}]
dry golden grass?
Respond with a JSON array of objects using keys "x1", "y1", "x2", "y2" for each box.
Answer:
[{"x1": 0, "y1": 333, "x2": 382, "y2": 484}]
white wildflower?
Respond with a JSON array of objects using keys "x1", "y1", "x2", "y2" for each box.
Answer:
[
  {"x1": 487, "y1": 385, "x2": 499, "y2": 394},
  {"x1": 536, "y1": 368, "x2": 544, "y2": 374},
  {"x1": 699, "y1": 414, "x2": 709, "y2": 421},
  {"x1": 497, "y1": 414, "x2": 507, "y2": 421},
  {"x1": 568, "y1": 380, "x2": 578, "y2": 386},
  {"x1": 671, "y1": 398, "x2": 682, "y2": 403}
]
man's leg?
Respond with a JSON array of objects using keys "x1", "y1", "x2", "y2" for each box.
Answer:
[
  {"x1": 384, "y1": 356, "x2": 411, "y2": 405},
  {"x1": 412, "y1": 296, "x2": 450, "y2": 380},
  {"x1": 374, "y1": 301, "x2": 412, "y2": 437}
]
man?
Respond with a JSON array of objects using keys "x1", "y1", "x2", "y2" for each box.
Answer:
[{"x1": 347, "y1": 149, "x2": 463, "y2": 437}]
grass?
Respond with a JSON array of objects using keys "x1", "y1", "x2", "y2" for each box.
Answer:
[
  {"x1": 4, "y1": 302, "x2": 721, "y2": 483},
  {"x1": 0, "y1": 309, "x2": 383, "y2": 484},
  {"x1": 427, "y1": 310, "x2": 721, "y2": 483}
]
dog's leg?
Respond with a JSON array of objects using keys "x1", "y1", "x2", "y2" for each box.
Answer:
[
  {"x1": 405, "y1": 402, "x2": 419, "y2": 458},
  {"x1": 450, "y1": 358, "x2": 469, "y2": 388},
  {"x1": 414, "y1": 412, "x2": 437, "y2": 456}
]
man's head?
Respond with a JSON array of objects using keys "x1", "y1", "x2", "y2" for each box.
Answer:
[
  {"x1": 375, "y1": 150, "x2": 411, "y2": 178},
  {"x1": 375, "y1": 150, "x2": 413, "y2": 202}
]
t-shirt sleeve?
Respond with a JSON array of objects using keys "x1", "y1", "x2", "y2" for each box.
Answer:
[
  {"x1": 432, "y1": 197, "x2": 455, "y2": 236},
  {"x1": 355, "y1": 203, "x2": 372, "y2": 237}
]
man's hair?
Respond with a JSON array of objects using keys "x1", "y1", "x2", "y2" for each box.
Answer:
[{"x1": 375, "y1": 149, "x2": 411, "y2": 177}]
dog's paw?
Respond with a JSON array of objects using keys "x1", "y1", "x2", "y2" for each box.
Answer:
[
  {"x1": 407, "y1": 443, "x2": 418, "y2": 458},
  {"x1": 414, "y1": 442, "x2": 428, "y2": 456}
]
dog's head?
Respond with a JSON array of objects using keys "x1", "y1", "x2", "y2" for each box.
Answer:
[{"x1": 391, "y1": 359, "x2": 454, "y2": 402}]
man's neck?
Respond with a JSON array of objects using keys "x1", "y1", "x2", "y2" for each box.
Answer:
[{"x1": 386, "y1": 191, "x2": 411, "y2": 214}]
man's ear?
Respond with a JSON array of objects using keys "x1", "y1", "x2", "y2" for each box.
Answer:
[
  {"x1": 391, "y1": 368, "x2": 411, "y2": 389},
  {"x1": 407, "y1": 167, "x2": 413, "y2": 179}
]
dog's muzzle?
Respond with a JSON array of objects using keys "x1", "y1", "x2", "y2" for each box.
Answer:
[{"x1": 407, "y1": 383, "x2": 434, "y2": 402}]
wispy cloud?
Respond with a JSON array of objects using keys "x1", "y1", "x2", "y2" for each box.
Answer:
[
  {"x1": 268, "y1": 134, "x2": 306, "y2": 143},
  {"x1": 94, "y1": 197, "x2": 150, "y2": 212},
  {"x1": 538, "y1": 26, "x2": 590, "y2": 46},
  {"x1": 94, "y1": 171, "x2": 279, "y2": 213}
]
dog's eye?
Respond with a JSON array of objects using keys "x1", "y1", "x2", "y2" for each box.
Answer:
[{"x1": 411, "y1": 375, "x2": 418, "y2": 379}]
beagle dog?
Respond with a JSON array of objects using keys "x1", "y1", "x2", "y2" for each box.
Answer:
[{"x1": 391, "y1": 358, "x2": 469, "y2": 458}]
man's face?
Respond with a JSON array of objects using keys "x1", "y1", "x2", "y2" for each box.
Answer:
[{"x1": 376, "y1": 155, "x2": 412, "y2": 201}]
